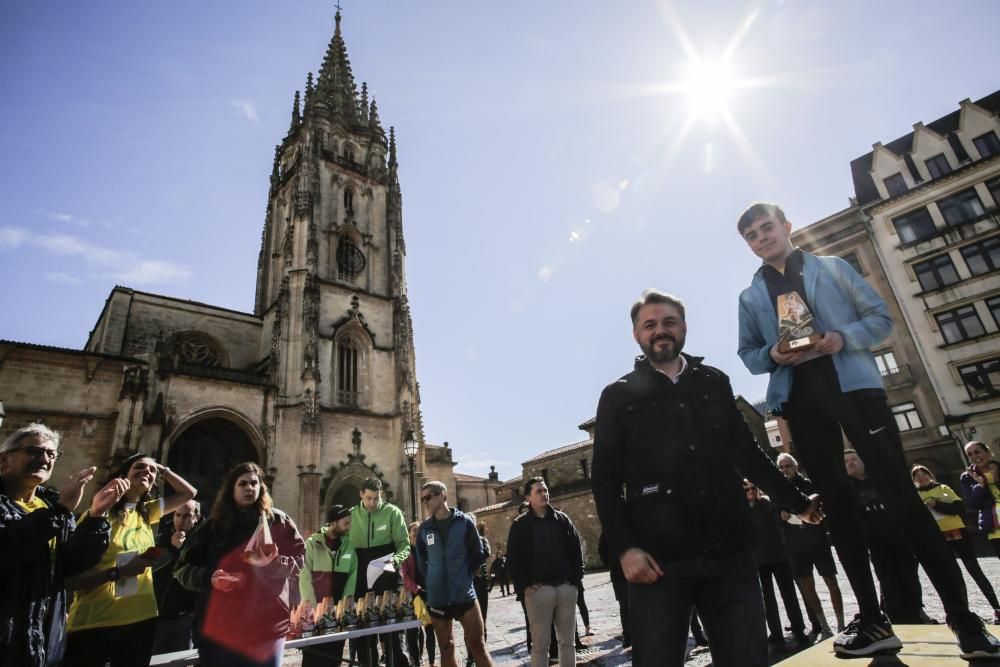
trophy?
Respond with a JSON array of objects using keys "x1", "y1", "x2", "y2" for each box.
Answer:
[
  {"x1": 398, "y1": 588, "x2": 415, "y2": 621},
  {"x1": 776, "y1": 291, "x2": 821, "y2": 353},
  {"x1": 363, "y1": 592, "x2": 381, "y2": 626}
]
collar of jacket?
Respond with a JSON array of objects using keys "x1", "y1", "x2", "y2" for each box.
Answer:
[
  {"x1": 0, "y1": 478, "x2": 58, "y2": 506},
  {"x1": 632, "y1": 352, "x2": 704, "y2": 375}
]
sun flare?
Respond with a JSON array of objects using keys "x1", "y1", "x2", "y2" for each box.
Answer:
[{"x1": 680, "y1": 60, "x2": 736, "y2": 118}]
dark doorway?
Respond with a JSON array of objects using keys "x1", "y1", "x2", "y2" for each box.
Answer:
[
  {"x1": 330, "y1": 482, "x2": 360, "y2": 511},
  {"x1": 168, "y1": 418, "x2": 258, "y2": 513}
]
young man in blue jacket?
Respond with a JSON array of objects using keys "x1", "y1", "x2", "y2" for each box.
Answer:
[
  {"x1": 415, "y1": 481, "x2": 493, "y2": 667},
  {"x1": 736, "y1": 201, "x2": 1000, "y2": 660}
]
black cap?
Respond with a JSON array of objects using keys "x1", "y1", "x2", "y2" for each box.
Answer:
[{"x1": 327, "y1": 504, "x2": 351, "y2": 523}]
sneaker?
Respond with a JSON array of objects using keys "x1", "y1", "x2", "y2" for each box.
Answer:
[
  {"x1": 951, "y1": 614, "x2": 1000, "y2": 659},
  {"x1": 832, "y1": 614, "x2": 902, "y2": 657},
  {"x1": 994, "y1": 609, "x2": 1000, "y2": 626}
]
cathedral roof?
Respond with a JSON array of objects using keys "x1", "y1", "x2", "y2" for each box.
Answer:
[{"x1": 522, "y1": 438, "x2": 593, "y2": 464}]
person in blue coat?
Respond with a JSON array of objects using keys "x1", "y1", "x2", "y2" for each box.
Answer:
[{"x1": 415, "y1": 481, "x2": 493, "y2": 667}]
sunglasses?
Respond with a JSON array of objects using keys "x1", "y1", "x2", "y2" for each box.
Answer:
[{"x1": 420, "y1": 492, "x2": 439, "y2": 503}]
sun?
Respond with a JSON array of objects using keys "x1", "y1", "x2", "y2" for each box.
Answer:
[{"x1": 680, "y1": 60, "x2": 736, "y2": 118}]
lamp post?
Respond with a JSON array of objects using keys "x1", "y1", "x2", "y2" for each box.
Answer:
[{"x1": 403, "y1": 430, "x2": 418, "y2": 521}]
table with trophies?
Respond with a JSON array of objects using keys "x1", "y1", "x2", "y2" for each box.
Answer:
[{"x1": 150, "y1": 587, "x2": 422, "y2": 667}]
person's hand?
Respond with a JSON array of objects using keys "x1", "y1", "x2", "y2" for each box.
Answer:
[
  {"x1": 970, "y1": 465, "x2": 988, "y2": 487},
  {"x1": 779, "y1": 510, "x2": 791, "y2": 521},
  {"x1": 119, "y1": 555, "x2": 157, "y2": 577},
  {"x1": 770, "y1": 343, "x2": 805, "y2": 366},
  {"x1": 57, "y1": 467, "x2": 99, "y2": 512},
  {"x1": 171, "y1": 531, "x2": 187, "y2": 549},
  {"x1": 814, "y1": 331, "x2": 844, "y2": 356},
  {"x1": 89, "y1": 478, "x2": 130, "y2": 517},
  {"x1": 620, "y1": 548, "x2": 664, "y2": 584},
  {"x1": 923, "y1": 498, "x2": 937, "y2": 509},
  {"x1": 797, "y1": 494, "x2": 825, "y2": 525},
  {"x1": 212, "y1": 569, "x2": 244, "y2": 592}
]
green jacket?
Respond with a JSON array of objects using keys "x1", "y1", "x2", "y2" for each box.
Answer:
[
  {"x1": 348, "y1": 500, "x2": 410, "y2": 596},
  {"x1": 298, "y1": 527, "x2": 358, "y2": 605}
]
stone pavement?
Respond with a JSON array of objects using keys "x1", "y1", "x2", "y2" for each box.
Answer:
[{"x1": 280, "y1": 557, "x2": 1000, "y2": 665}]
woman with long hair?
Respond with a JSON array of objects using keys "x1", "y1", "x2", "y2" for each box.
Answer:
[
  {"x1": 960, "y1": 441, "x2": 1000, "y2": 561},
  {"x1": 64, "y1": 453, "x2": 197, "y2": 667},
  {"x1": 913, "y1": 464, "x2": 1000, "y2": 624},
  {"x1": 175, "y1": 462, "x2": 304, "y2": 667}
]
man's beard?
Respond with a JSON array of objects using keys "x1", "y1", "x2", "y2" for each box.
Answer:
[{"x1": 642, "y1": 334, "x2": 685, "y2": 364}]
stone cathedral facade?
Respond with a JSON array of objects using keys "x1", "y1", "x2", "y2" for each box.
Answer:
[{"x1": 0, "y1": 11, "x2": 494, "y2": 534}]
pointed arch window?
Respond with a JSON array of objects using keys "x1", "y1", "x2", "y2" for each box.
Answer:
[
  {"x1": 344, "y1": 187, "x2": 355, "y2": 214},
  {"x1": 337, "y1": 338, "x2": 360, "y2": 407}
]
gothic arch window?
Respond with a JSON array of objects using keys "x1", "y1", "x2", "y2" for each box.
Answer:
[
  {"x1": 336, "y1": 234, "x2": 366, "y2": 282},
  {"x1": 343, "y1": 143, "x2": 357, "y2": 164},
  {"x1": 343, "y1": 187, "x2": 355, "y2": 214},
  {"x1": 168, "y1": 332, "x2": 226, "y2": 367},
  {"x1": 332, "y1": 325, "x2": 371, "y2": 408}
]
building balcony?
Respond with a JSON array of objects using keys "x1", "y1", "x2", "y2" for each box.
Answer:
[
  {"x1": 899, "y1": 212, "x2": 999, "y2": 258},
  {"x1": 882, "y1": 364, "x2": 914, "y2": 390},
  {"x1": 336, "y1": 389, "x2": 360, "y2": 407}
]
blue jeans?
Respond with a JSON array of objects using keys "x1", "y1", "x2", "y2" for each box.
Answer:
[{"x1": 628, "y1": 550, "x2": 767, "y2": 667}]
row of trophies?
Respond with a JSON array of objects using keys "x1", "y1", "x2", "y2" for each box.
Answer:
[{"x1": 289, "y1": 588, "x2": 416, "y2": 639}]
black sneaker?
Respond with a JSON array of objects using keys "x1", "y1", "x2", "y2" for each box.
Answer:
[
  {"x1": 950, "y1": 614, "x2": 1000, "y2": 659},
  {"x1": 832, "y1": 614, "x2": 902, "y2": 657}
]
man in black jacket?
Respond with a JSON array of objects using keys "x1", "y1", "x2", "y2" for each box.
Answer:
[
  {"x1": 506, "y1": 477, "x2": 583, "y2": 667},
  {"x1": 591, "y1": 289, "x2": 822, "y2": 667},
  {"x1": 0, "y1": 422, "x2": 124, "y2": 667},
  {"x1": 152, "y1": 499, "x2": 202, "y2": 655}
]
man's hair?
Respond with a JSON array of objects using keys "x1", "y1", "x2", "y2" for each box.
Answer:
[
  {"x1": 737, "y1": 201, "x2": 788, "y2": 236},
  {"x1": 189, "y1": 499, "x2": 202, "y2": 516},
  {"x1": 523, "y1": 476, "x2": 546, "y2": 498},
  {"x1": 361, "y1": 476, "x2": 383, "y2": 493},
  {"x1": 630, "y1": 289, "x2": 686, "y2": 326},
  {"x1": 0, "y1": 422, "x2": 61, "y2": 455},
  {"x1": 776, "y1": 453, "x2": 798, "y2": 467},
  {"x1": 843, "y1": 448, "x2": 858, "y2": 456},
  {"x1": 517, "y1": 501, "x2": 530, "y2": 514},
  {"x1": 421, "y1": 480, "x2": 447, "y2": 497}
]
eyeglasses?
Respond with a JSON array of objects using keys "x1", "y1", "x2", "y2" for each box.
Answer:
[{"x1": 10, "y1": 446, "x2": 61, "y2": 461}]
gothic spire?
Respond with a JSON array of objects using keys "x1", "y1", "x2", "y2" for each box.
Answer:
[
  {"x1": 315, "y1": 6, "x2": 361, "y2": 123},
  {"x1": 360, "y1": 82, "x2": 369, "y2": 123},
  {"x1": 369, "y1": 98, "x2": 385, "y2": 138},
  {"x1": 288, "y1": 90, "x2": 301, "y2": 136},
  {"x1": 388, "y1": 126, "x2": 397, "y2": 167}
]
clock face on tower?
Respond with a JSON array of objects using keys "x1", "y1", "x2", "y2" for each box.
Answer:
[{"x1": 337, "y1": 238, "x2": 366, "y2": 276}]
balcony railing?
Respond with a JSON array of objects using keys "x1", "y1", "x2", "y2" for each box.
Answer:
[
  {"x1": 882, "y1": 364, "x2": 914, "y2": 389},
  {"x1": 337, "y1": 390, "x2": 360, "y2": 407}
]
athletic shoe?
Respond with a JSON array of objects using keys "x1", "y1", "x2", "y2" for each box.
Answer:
[
  {"x1": 832, "y1": 614, "x2": 902, "y2": 657},
  {"x1": 950, "y1": 614, "x2": 1000, "y2": 659}
]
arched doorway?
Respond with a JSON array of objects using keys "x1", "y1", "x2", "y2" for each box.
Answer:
[
  {"x1": 167, "y1": 418, "x2": 259, "y2": 512},
  {"x1": 329, "y1": 482, "x2": 360, "y2": 510}
]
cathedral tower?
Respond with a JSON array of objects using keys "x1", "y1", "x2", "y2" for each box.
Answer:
[{"x1": 254, "y1": 9, "x2": 424, "y2": 530}]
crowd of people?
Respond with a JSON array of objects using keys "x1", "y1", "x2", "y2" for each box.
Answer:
[{"x1": 3, "y1": 198, "x2": 1000, "y2": 667}]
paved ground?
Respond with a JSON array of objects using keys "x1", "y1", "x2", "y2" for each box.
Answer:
[{"x1": 281, "y1": 556, "x2": 1000, "y2": 665}]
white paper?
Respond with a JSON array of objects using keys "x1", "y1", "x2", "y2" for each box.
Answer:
[
  {"x1": 366, "y1": 555, "x2": 395, "y2": 589},
  {"x1": 114, "y1": 552, "x2": 139, "y2": 597}
]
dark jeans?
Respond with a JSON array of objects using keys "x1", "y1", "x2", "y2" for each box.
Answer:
[
  {"x1": 628, "y1": 550, "x2": 766, "y2": 667},
  {"x1": 758, "y1": 560, "x2": 806, "y2": 636},
  {"x1": 152, "y1": 614, "x2": 194, "y2": 656},
  {"x1": 301, "y1": 640, "x2": 346, "y2": 666},
  {"x1": 198, "y1": 638, "x2": 285, "y2": 667},
  {"x1": 950, "y1": 536, "x2": 1000, "y2": 609},
  {"x1": 406, "y1": 624, "x2": 436, "y2": 666},
  {"x1": 351, "y1": 633, "x2": 407, "y2": 667},
  {"x1": 64, "y1": 617, "x2": 157, "y2": 667},
  {"x1": 611, "y1": 573, "x2": 630, "y2": 643},
  {"x1": 577, "y1": 587, "x2": 590, "y2": 628},
  {"x1": 784, "y1": 392, "x2": 972, "y2": 622}
]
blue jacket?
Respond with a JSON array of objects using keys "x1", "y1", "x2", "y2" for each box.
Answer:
[
  {"x1": 415, "y1": 508, "x2": 483, "y2": 608},
  {"x1": 738, "y1": 252, "x2": 892, "y2": 413}
]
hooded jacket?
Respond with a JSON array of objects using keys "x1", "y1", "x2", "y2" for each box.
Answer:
[
  {"x1": 0, "y1": 479, "x2": 110, "y2": 667},
  {"x1": 348, "y1": 499, "x2": 410, "y2": 596},
  {"x1": 299, "y1": 526, "x2": 358, "y2": 605},
  {"x1": 415, "y1": 507, "x2": 483, "y2": 608}
]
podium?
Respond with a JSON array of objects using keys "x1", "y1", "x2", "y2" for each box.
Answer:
[{"x1": 776, "y1": 625, "x2": 976, "y2": 666}]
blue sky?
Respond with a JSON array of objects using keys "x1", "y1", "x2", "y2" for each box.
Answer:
[{"x1": 1, "y1": 1, "x2": 998, "y2": 480}]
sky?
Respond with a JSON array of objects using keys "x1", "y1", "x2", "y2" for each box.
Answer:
[{"x1": 1, "y1": 1, "x2": 998, "y2": 481}]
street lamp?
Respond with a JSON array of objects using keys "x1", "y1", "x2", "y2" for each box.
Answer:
[{"x1": 403, "y1": 430, "x2": 418, "y2": 521}]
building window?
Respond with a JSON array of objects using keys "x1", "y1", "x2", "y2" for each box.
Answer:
[
  {"x1": 986, "y1": 177, "x2": 1000, "y2": 206},
  {"x1": 914, "y1": 254, "x2": 960, "y2": 291},
  {"x1": 891, "y1": 402, "x2": 922, "y2": 432},
  {"x1": 938, "y1": 189, "x2": 985, "y2": 226},
  {"x1": 959, "y1": 358, "x2": 1000, "y2": 400},
  {"x1": 988, "y1": 296, "x2": 1000, "y2": 327},
  {"x1": 883, "y1": 173, "x2": 908, "y2": 198},
  {"x1": 925, "y1": 153, "x2": 952, "y2": 180},
  {"x1": 935, "y1": 305, "x2": 985, "y2": 344},
  {"x1": 960, "y1": 237, "x2": 1000, "y2": 276},
  {"x1": 337, "y1": 340, "x2": 359, "y2": 406},
  {"x1": 892, "y1": 208, "x2": 936, "y2": 244},
  {"x1": 973, "y1": 131, "x2": 1000, "y2": 159},
  {"x1": 841, "y1": 252, "x2": 863, "y2": 275},
  {"x1": 874, "y1": 350, "x2": 899, "y2": 376},
  {"x1": 336, "y1": 237, "x2": 366, "y2": 282},
  {"x1": 580, "y1": 458, "x2": 589, "y2": 479},
  {"x1": 343, "y1": 188, "x2": 354, "y2": 213}
]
